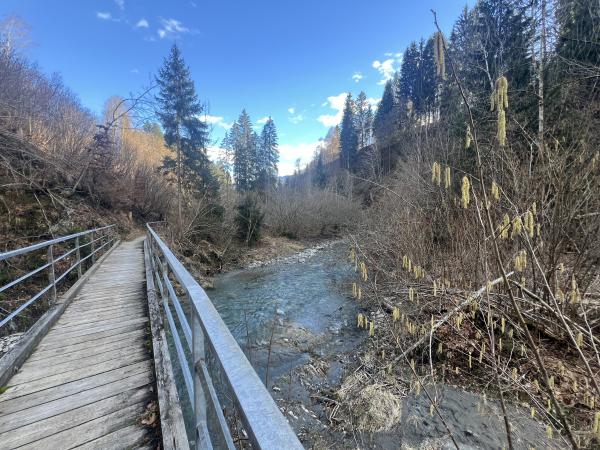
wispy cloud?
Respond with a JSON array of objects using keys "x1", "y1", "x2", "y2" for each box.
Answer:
[
  {"x1": 158, "y1": 18, "x2": 190, "y2": 39},
  {"x1": 199, "y1": 114, "x2": 232, "y2": 130},
  {"x1": 130, "y1": 68, "x2": 140, "y2": 74},
  {"x1": 256, "y1": 116, "x2": 270, "y2": 125},
  {"x1": 287, "y1": 107, "x2": 295, "y2": 114},
  {"x1": 114, "y1": 0, "x2": 125, "y2": 10},
  {"x1": 352, "y1": 71, "x2": 363, "y2": 83},
  {"x1": 317, "y1": 92, "x2": 347, "y2": 127},
  {"x1": 96, "y1": 12, "x2": 112, "y2": 20},
  {"x1": 278, "y1": 141, "x2": 322, "y2": 176},
  {"x1": 372, "y1": 53, "x2": 402, "y2": 85},
  {"x1": 136, "y1": 18, "x2": 149, "y2": 28}
]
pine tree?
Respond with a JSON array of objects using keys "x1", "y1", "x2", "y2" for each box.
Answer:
[
  {"x1": 399, "y1": 41, "x2": 421, "y2": 112},
  {"x1": 155, "y1": 44, "x2": 215, "y2": 223},
  {"x1": 355, "y1": 91, "x2": 372, "y2": 149},
  {"x1": 258, "y1": 117, "x2": 279, "y2": 192},
  {"x1": 230, "y1": 109, "x2": 259, "y2": 192},
  {"x1": 373, "y1": 80, "x2": 396, "y2": 142},
  {"x1": 340, "y1": 93, "x2": 358, "y2": 171},
  {"x1": 313, "y1": 151, "x2": 327, "y2": 188}
]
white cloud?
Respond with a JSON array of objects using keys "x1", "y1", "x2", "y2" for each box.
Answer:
[
  {"x1": 367, "y1": 97, "x2": 380, "y2": 108},
  {"x1": 136, "y1": 18, "x2": 149, "y2": 28},
  {"x1": 207, "y1": 146, "x2": 229, "y2": 162},
  {"x1": 114, "y1": 0, "x2": 125, "y2": 10},
  {"x1": 158, "y1": 18, "x2": 189, "y2": 39},
  {"x1": 96, "y1": 12, "x2": 112, "y2": 20},
  {"x1": 372, "y1": 52, "x2": 402, "y2": 85},
  {"x1": 278, "y1": 141, "x2": 322, "y2": 176},
  {"x1": 199, "y1": 114, "x2": 232, "y2": 130},
  {"x1": 352, "y1": 71, "x2": 363, "y2": 83},
  {"x1": 317, "y1": 92, "x2": 347, "y2": 127},
  {"x1": 287, "y1": 107, "x2": 295, "y2": 114},
  {"x1": 256, "y1": 116, "x2": 270, "y2": 125},
  {"x1": 130, "y1": 68, "x2": 140, "y2": 74}
]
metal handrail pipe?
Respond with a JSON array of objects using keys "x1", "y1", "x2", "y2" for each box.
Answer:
[{"x1": 0, "y1": 225, "x2": 115, "y2": 261}]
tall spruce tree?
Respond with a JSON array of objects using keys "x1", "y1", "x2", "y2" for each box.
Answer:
[
  {"x1": 373, "y1": 80, "x2": 396, "y2": 142},
  {"x1": 229, "y1": 109, "x2": 259, "y2": 191},
  {"x1": 340, "y1": 93, "x2": 358, "y2": 171},
  {"x1": 155, "y1": 44, "x2": 215, "y2": 223},
  {"x1": 355, "y1": 91, "x2": 372, "y2": 149},
  {"x1": 258, "y1": 117, "x2": 279, "y2": 192}
]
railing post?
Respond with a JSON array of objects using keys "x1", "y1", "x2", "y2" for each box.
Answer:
[
  {"x1": 192, "y1": 311, "x2": 210, "y2": 449},
  {"x1": 90, "y1": 231, "x2": 96, "y2": 264},
  {"x1": 47, "y1": 244, "x2": 57, "y2": 303},
  {"x1": 75, "y1": 236, "x2": 82, "y2": 278}
]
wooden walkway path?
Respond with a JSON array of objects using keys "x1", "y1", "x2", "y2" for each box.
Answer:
[{"x1": 0, "y1": 238, "x2": 156, "y2": 449}]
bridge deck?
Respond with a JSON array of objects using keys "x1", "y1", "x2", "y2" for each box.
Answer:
[{"x1": 0, "y1": 239, "x2": 155, "y2": 449}]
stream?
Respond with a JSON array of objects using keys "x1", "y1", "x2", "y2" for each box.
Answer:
[{"x1": 171, "y1": 241, "x2": 564, "y2": 449}]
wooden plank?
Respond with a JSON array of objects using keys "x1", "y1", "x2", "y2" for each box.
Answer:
[
  {"x1": 28, "y1": 329, "x2": 146, "y2": 361},
  {"x1": 34, "y1": 325, "x2": 146, "y2": 352},
  {"x1": 0, "y1": 337, "x2": 146, "y2": 384},
  {"x1": 53, "y1": 307, "x2": 145, "y2": 328},
  {"x1": 51, "y1": 311, "x2": 146, "y2": 332},
  {"x1": 18, "y1": 402, "x2": 147, "y2": 449},
  {"x1": 41, "y1": 317, "x2": 149, "y2": 343},
  {"x1": 33, "y1": 321, "x2": 147, "y2": 351},
  {"x1": 0, "y1": 387, "x2": 151, "y2": 448},
  {"x1": 0, "y1": 360, "x2": 151, "y2": 414},
  {"x1": 75, "y1": 423, "x2": 151, "y2": 450},
  {"x1": 60, "y1": 301, "x2": 145, "y2": 317},
  {"x1": 7, "y1": 347, "x2": 150, "y2": 386},
  {"x1": 0, "y1": 371, "x2": 153, "y2": 433}
]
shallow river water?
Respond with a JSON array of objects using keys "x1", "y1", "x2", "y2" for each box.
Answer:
[{"x1": 171, "y1": 242, "x2": 565, "y2": 449}]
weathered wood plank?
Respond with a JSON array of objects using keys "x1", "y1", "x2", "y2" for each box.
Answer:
[
  {"x1": 41, "y1": 317, "x2": 149, "y2": 343},
  {"x1": 7, "y1": 346, "x2": 150, "y2": 387},
  {"x1": 27, "y1": 329, "x2": 146, "y2": 361},
  {"x1": 0, "y1": 370, "x2": 153, "y2": 434},
  {"x1": 0, "y1": 360, "x2": 151, "y2": 414},
  {"x1": 21, "y1": 334, "x2": 146, "y2": 369},
  {"x1": 51, "y1": 310, "x2": 145, "y2": 332},
  {"x1": 0, "y1": 387, "x2": 152, "y2": 448},
  {"x1": 18, "y1": 402, "x2": 147, "y2": 450},
  {"x1": 75, "y1": 423, "x2": 151, "y2": 450},
  {"x1": 0, "y1": 358, "x2": 151, "y2": 402}
]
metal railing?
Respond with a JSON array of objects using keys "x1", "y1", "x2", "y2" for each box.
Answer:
[
  {"x1": 146, "y1": 224, "x2": 303, "y2": 450},
  {"x1": 0, "y1": 225, "x2": 117, "y2": 330}
]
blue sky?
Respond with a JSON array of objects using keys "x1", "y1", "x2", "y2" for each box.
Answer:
[{"x1": 1, "y1": 0, "x2": 470, "y2": 175}]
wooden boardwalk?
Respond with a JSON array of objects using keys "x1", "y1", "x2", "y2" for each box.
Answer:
[{"x1": 0, "y1": 238, "x2": 156, "y2": 449}]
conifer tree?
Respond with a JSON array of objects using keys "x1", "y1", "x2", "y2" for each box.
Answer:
[
  {"x1": 355, "y1": 91, "x2": 372, "y2": 149},
  {"x1": 373, "y1": 80, "x2": 396, "y2": 142},
  {"x1": 340, "y1": 93, "x2": 358, "y2": 171},
  {"x1": 155, "y1": 44, "x2": 215, "y2": 223},
  {"x1": 258, "y1": 117, "x2": 279, "y2": 192},
  {"x1": 228, "y1": 109, "x2": 259, "y2": 192}
]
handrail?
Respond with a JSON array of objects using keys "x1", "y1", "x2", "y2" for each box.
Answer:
[
  {"x1": 0, "y1": 225, "x2": 117, "y2": 329},
  {"x1": 146, "y1": 224, "x2": 303, "y2": 450},
  {"x1": 0, "y1": 225, "x2": 114, "y2": 261}
]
